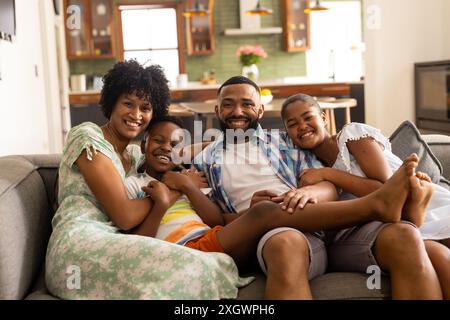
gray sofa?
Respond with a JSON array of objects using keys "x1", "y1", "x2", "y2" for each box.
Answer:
[{"x1": 1, "y1": 133, "x2": 449, "y2": 300}]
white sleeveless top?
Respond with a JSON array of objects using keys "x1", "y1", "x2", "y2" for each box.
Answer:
[{"x1": 332, "y1": 122, "x2": 450, "y2": 240}]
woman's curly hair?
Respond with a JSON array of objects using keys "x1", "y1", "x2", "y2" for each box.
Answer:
[{"x1": 99, "y1": 60, "x2": 170, "y2": 120}]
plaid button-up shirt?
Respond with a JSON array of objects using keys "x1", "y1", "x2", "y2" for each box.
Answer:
[{"x1": 193, "y1": 125, "x2": 323, "y2": 213}]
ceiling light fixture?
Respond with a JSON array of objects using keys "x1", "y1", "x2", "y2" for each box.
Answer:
[
  {"x1": 304, "y1": 0, "x2": 329, "y2": 14},
  {"x1": 183, "y1": 1, "x2": 209, "y2": 17},
  {"x1": 245, "y1": 0, "x2": 273, "y2": 15}
]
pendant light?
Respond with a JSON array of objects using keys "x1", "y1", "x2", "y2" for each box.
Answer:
[
  {"x1": 245, "y1": 0, "x2": 273, "y2": 15},
  {"x1": 183, "y1": 1, "x2": 209, "y2": 17},
  {"x1": 304, "y1": 0, "x2": 329, "y2": 14}
]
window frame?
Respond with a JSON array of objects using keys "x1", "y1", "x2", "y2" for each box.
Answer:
[{"x1": 115, "y1": 2, "x2": 186, "y2": 73}]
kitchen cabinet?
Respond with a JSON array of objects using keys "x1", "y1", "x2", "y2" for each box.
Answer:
[
  {"x1": 282, "y1": 0, "x2": 310, "y2": 52},
  {"x1": 185, "y1": 0, "x2": 215, "y2": 55},
  {"x1": 64, "y1": 0, "x2": 116, "y2": 59}
]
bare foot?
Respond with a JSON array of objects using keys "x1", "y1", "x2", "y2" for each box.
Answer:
[
  {"x1": 370, "y1": 160, "x2": 418, "y2": 223},
  {"x1": 402, "y1": 175, "x2": 434, "y2": 227}
]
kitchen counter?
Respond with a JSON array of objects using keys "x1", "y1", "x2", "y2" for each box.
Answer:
[{"x1": 69, "y1": 78, "x2": 361, "y2": 105}]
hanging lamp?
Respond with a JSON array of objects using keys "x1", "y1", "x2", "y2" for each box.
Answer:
[
  {"x1": 245, "y1": 0, "x2": 273, "y2": 15},
  {"x1": 304, "y1": 0, "x2": 329, "y2": 14},
  {"x1": 183, "y1": 1, "x2": 209, "y2": 17}
]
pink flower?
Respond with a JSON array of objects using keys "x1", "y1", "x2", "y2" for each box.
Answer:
[{"x1": 236, "y1": 45, "x2": 268, "y2": 66}]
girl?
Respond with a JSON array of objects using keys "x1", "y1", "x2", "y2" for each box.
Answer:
[{"x1": 281, "y1": 93, "x2": 450, "y2": 299}]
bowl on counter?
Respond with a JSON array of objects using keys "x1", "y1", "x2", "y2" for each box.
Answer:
[{"x1": 261, "y1": 94, "x2": 273, "y2": 105}]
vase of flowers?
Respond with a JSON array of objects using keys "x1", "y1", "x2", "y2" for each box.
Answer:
[{"x1": 236, "y1": 45, "x2": 268, "y2": 81}]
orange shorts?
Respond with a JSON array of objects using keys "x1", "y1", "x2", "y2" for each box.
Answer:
[{"x1": 184, "y1": 225, "x2": 224, "y2": 253}]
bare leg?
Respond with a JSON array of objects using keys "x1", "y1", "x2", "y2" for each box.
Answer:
[
  {"x1": 262, "y1": 231, "x2": 312, "y2": 299},
  {"x1": 216, "y1": 160, "x2": 419, "y2": 266},
  {"x1": 374, "y1": 224, "x2": 442, "y2": 299},
  {"x1": 425, "y1": 240, "x2": 450, "y2": 300},
  {"x1": 402, "y1": 174, "x2": 434, "y2": 227}
]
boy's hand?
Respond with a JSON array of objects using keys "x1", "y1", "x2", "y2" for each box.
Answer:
[
  {"x1": 250, "y1": 190, "x2": 281, "y2": 207},
  {"x1": 299, "y1": 168, "x2": 328, "y2": 187},
  {"x1": 161, "y1": 171, "x2": 189, "y2": 191},
  {"x1": 277, "y1": 187, "x2": 318, "y2": 213},
  {"x1": 180, "y1": 168, "x2": 209, "y2": 189},
  {"x1": 142, "y1": 180, "x2": 172, "y2": 207}
]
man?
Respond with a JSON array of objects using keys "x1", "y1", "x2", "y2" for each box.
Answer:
[
  {"x1": 193, "y1": 76, "x2": 335, "y2": 299},
  {"x1": 194, "y1": 76, "x2": 443, "y2": 300}
]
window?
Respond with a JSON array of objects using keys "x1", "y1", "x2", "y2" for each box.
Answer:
[
  {"x1": 118, "y1": 4, "x2": 185, "y2": 86},
  {"x1": 306, "y1": 1, "x2": 364, "y2": 82}
]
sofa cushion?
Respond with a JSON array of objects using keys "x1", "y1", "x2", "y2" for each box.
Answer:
[
  {"x1": 423, "y1": 134, "x2": 450, "y2": 190},
  {"x1": 310, "y1": 272, "x2": 390, "y2": 300},
  {"x1": 237, "y1": 271, "x2": 390, "y2": 300},
  {"x1": 0, "y1": 156, "x2": 52, "y2": 299},
  {"x1": 389, "y1": 121, "x2": 444, "y2": 184}
]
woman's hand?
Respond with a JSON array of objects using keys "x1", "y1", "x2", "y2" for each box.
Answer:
[
  {"x1": 250, "y1": 190, "x2": 282, "y2": 207},
  {"x1": 299, "y1": 168, "x2": 329, "y2": 187},
  {"x1": 142, "y1": 180, "x2": 171, "y2": 208},
  {"x1": 276, "y1": 187, "x2": 318, "y2": 213}
]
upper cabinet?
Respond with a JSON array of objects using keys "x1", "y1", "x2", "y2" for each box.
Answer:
[
  {"x1": 64, "y1": 0, "x2": 116, "y2": 59},
  {"x1": 184, "y1": 0, "x2": 215, "y2": 55},
  {"x1": 282, "y1": 0, "x2": 310, "y2": 52}
]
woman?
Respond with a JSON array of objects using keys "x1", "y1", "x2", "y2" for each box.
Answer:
[{"x1": 45, "y1": 60, "x2": 250, "y2": 299}]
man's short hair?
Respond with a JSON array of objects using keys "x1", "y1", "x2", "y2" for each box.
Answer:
[{"x1": 217, "y1": 76, "x2": 260, "y2": 96}]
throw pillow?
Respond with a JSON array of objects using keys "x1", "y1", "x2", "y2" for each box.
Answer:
[{"x1": 389, "y1": 120, "x2": 443, "y2": 184}]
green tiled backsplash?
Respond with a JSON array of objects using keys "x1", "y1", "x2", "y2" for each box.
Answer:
[{"x1": 69, "y1": 0, "x2": 306, "y2": 83}]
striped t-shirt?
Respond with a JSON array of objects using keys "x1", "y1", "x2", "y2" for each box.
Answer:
[{"x1": 125, "y1": 172, "x2": 211, "y2": 245}]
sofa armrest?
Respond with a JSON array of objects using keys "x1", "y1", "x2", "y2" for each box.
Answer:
[
  {"x1": 0, "y1": 155, "x2": 58, "y2": 299},
  {"x1": 423, "y1": 134, "x2": 450, "y2": 180}
]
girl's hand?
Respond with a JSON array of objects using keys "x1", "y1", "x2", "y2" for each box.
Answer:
[
  {"x1": 299, "y1": 168, "x2": 328, "y2": 187},
  {"x1": 180, "y1": 168, "x2": 209, "y2": 189},
  {"x1": 250, "y1": 190, "x2": 281, "y2": 207},
  {"x1": 277, "y1": 187, "x2": 318, "y2": 213},
  {"x1": 142, "y1": 180, "x2": 171, "y2": 207}
]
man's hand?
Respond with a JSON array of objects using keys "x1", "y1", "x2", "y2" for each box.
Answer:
[
  {"x1": 299, "y1": 168, "x2": 328, "y2": 187},
  {"x1": 250, "y1": 190, "x2": 282, "y2": 207},
  {"x1": 274, "y1": 187, "x2": 318, "y2": 213}
]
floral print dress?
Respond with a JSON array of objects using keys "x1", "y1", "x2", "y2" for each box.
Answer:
[{"x1": 45, "y1": 122, "x2": 252, "y2": 299}]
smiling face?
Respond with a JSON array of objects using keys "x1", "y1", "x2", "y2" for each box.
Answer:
[
  {"x1": 215, "y1": 83, "x2": 264, "y2": 132},
  {"x1": 109, "y1": 92, "x2": 153, "y2": 140},
  {"x1": 283, "y1": 100, "x2": 328, "y2": 150},
  {"x1": 143, "y1": 121, "x2": 184, "y2": 177}
]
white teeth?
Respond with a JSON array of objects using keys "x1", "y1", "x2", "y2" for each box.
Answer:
[
  {"x1": 301, "y1": 132, "x2": 313, "y2": 139},
  {"x1": 157, "y1": 155, "x2": 170, "y2": 162},
  {"x1": 125, "y1": 121, "x2": 140, "y2": 127},
  {"x1": 229, "y1": 120, "x2": 247, "y2": 126}
]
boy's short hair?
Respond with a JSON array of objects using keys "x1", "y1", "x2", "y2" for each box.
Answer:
[
  {"x1": 145, "y1": 115, "x2": 185, "y2": 137},
  {"x1": 99, "y1": 59, "x2": 170, "y2": 120},
  {"x1": 281, "y1": 93, "x2": 322, "y2": 118},
  {"x1": 217, "y1": 76, "x2": 260, "y2": 96}
]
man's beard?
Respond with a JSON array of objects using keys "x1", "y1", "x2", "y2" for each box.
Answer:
[{"x1": 218, "y1": 116, "x2": 260, "y2": 145}]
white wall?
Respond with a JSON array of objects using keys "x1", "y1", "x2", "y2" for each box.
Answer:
[
  {"x1": 363, "y1": 0, "x2": 450, "y2": 136},
  {"x1": 0, "y1": 0, "x2": 64, "y2": 156}
]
